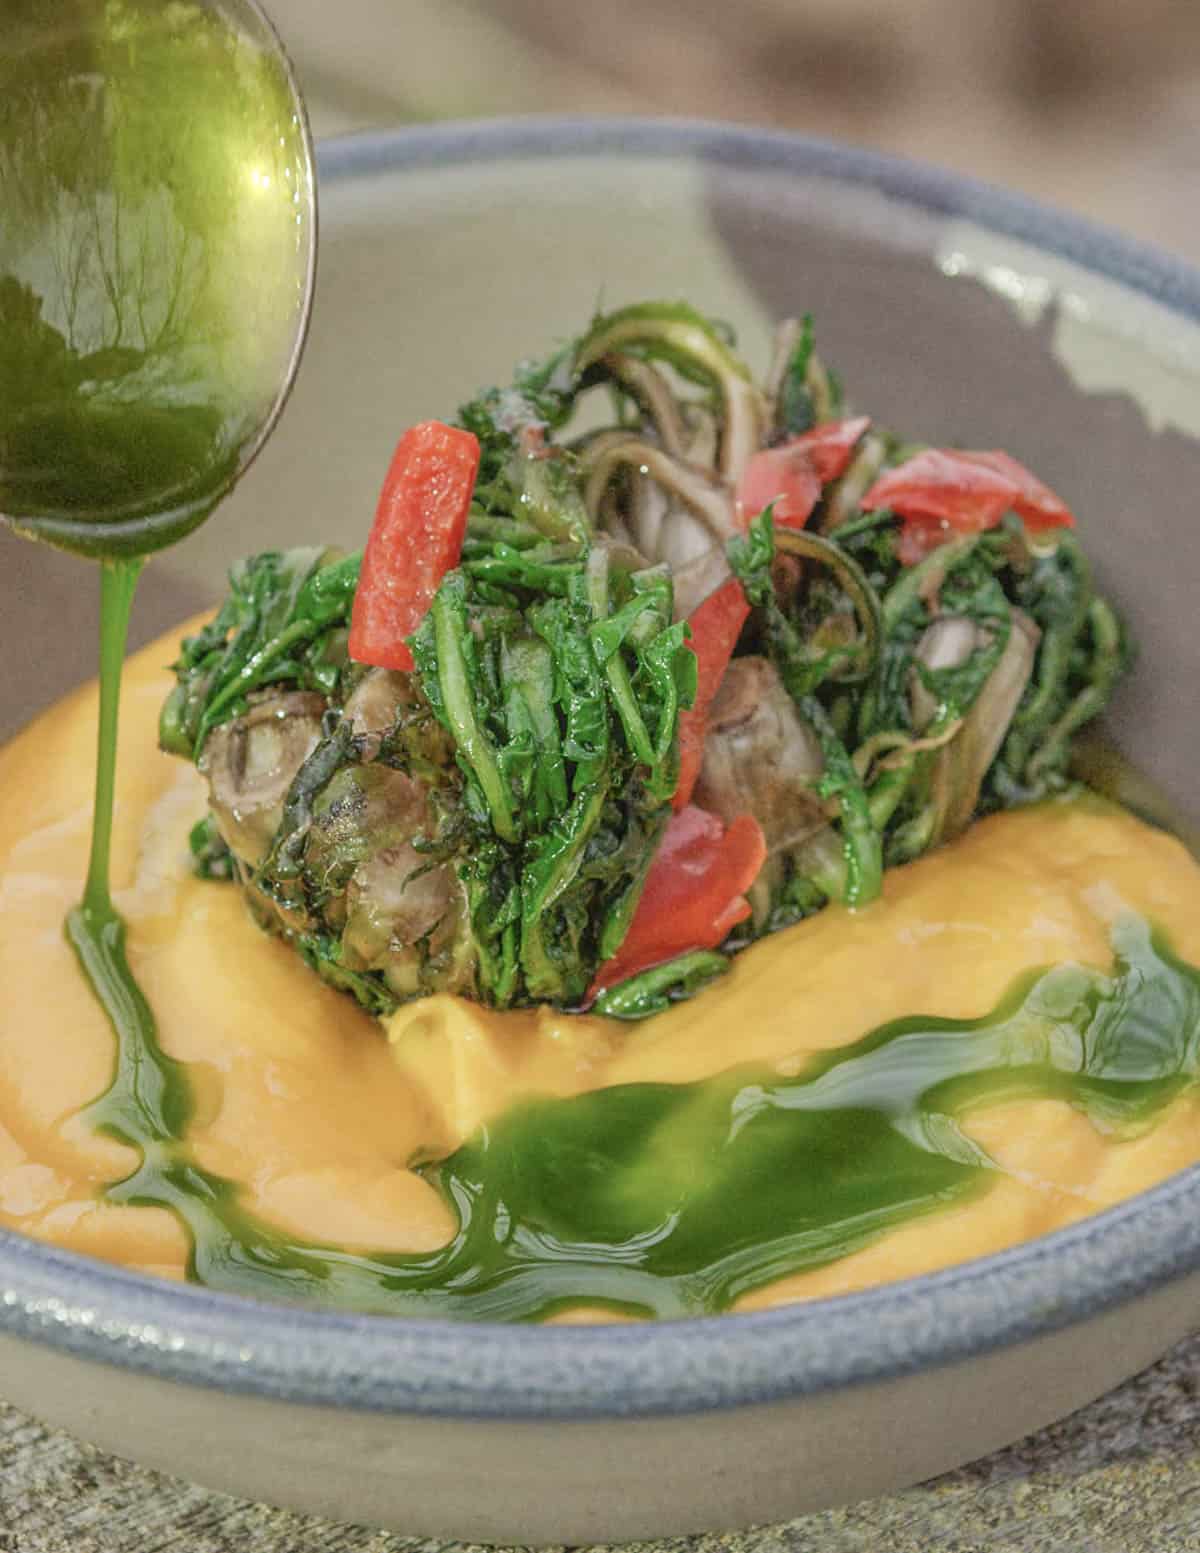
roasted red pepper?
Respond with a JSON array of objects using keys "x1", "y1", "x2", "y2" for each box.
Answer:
[
  {"x1": 862, "y1": 447, "x2": 1075, "y2": 564},
  {"x1": 674, "y1": 578, "x2": 750, "y2": 812},
  {"x1": 592, "y1": 806, "x2": 767, "y2": 994},
  {"x1": 736, "y1": 417, "x2": 871, "y2": 530},
  {"x1": 348, "y1": 421, "x2": 481, "y2": 672}
]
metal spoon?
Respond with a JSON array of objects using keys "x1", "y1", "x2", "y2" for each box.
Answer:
[{"x1": 0, "y1": 0, "x2": 317, "y2": 559}]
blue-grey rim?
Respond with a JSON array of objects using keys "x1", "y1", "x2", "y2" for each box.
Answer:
[{"x1": 4, "y1": 116, "x2": 1200, "y2": 1423}]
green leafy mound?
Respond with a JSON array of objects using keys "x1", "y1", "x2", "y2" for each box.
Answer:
[{"x1": 161, "y1": 302, "x2": 1132, "y2": 1019}]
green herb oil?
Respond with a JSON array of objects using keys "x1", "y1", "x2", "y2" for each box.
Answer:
[
  {"x1": 0, "y1": 0, "x2": 312, "y2": 1112},
  {"x1": 85, "y1": 912, "x2": 1200, "y2": 1321}
]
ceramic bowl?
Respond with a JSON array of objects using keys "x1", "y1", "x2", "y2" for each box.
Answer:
[{"x1": 2, "y1": 119, "x2": 1199, "y2": 1545}]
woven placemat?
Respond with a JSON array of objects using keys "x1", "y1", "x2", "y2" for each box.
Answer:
[{"x1": 4, "y1": 1331, "x2": 1200, "y2": 1553}]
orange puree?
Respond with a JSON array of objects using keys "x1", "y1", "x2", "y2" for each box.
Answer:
[{"x1": 2, "y1": 620, "x2": 1199, "y2": 1311}]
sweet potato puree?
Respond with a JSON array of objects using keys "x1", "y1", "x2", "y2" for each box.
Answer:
[{"x1": 3, "y1": 620, "x2": 1200, "y2": 1316}]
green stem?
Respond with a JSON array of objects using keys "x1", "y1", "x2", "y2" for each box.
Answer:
[
  {"x1": 433, "y1": 584, "x2": 517, "y2": 843},
  {"x1": 773, "y1": 526, "x2": 883, "y2": 684},
  {"x1": 882, "y1": 534, "x2": 980, "y2": 630},
  {"x1": 800, "y1": 694, "x2": 883, "y2": 909},
  {"x1": 1027, "y1": 598, "x2": 1124, "y2": 782},
  {"x1": 585, "y1": 548, "x2": 655, "y2": 767},
  {"x1": 591, "y1": 949, "x2": 730, "y2": 1020}
]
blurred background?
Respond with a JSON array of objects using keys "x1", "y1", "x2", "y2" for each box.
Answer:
[{"x1": 276, "y1": 0, "x2": 1200, "y2": 262}]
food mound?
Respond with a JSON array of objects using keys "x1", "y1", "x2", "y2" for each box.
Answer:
[{"x1": 159, "y1": 301, "x2": 1129, "y2": 1020}]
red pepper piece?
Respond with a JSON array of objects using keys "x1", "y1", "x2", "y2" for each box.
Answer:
[
  {"x1": 736, "y1": 417, "x2": 871, "y2": 530},
  {"x1": 348, "y1": 421, "x2": 481, "y2": 672},
  {"x1": 591, "y1": 806, "x2": 767, "y2": 995},
  {"x1": 862, "y1": 447, "x2": 1075, "y2": 564},
  {"x1": 674, "y1": 578, "x2": 750, "y2": 812}
]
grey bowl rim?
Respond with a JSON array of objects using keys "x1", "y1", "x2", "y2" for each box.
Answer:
[{"x1": 3, "y1": 114, "x2": 1199, "y2": 1423}]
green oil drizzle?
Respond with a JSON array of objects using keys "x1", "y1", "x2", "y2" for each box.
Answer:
[
  {"x1": 63, "y1": 558, "x2": 167, "y2": 1112},
  {"x1": 1, "y1": 2, "x2": 312, "y2": 1164},
  {"x1": 86, "y1": 912, "x2": 1200, "y2": 1321}
]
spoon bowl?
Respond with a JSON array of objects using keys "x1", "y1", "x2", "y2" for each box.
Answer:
[{"x1": 0, "y1": 0, "x2": 316, "y2": 559}]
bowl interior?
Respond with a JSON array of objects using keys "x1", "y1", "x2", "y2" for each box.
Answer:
[
  {"x1": 5, "y1": 124, "x2": 1198, "y2": 832},
  {"x1": 3, "y1": 123, "x2": 1200, "y2": 1452}
]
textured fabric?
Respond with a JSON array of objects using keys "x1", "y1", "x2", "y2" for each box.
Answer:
[{"x1": 3, "y1": 1335, "x2": 1200, "y2": 1552}]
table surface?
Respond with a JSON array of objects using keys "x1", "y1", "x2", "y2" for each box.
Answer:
[{"x1": 4, "y1": 1330, "x2": 1200, "y2": 1552}]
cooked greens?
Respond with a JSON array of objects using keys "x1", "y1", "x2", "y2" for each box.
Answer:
[
  {"x1": 162, "y1": 482, "x2": 694, "y2": 1014},
  {"x1": 159, "y1": 545, "x2": 358, "y2": 759},
  {"x1": 162, "y1": 299, "x2": 1132, "y2": 1020}
]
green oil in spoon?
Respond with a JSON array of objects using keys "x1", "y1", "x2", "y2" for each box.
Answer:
[{"x1": 0, "y1": 0, "x2": 314, "y2": 1099}]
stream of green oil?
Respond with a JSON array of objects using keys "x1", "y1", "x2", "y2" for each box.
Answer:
[
  {"x1": 80, "y1": 910, "x2": 1200, "y2": 1321},
  {"x1": 1, "y1": 0, "x2": 311, "y2": 1169}
]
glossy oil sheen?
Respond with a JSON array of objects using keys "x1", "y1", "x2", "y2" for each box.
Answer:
[
  {"x1": 0, "y1": 0, "x2": 312, "y2": 558},
  {"x1": 86, "y1": 908, "x2": 1200, "y2": 1321}
]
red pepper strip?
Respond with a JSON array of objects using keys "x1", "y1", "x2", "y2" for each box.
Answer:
[
  {"x1": 955, "y1": 450, "x2": 1075, "y2": 528},
  {"x1": 862, "y1": 447, "x2": 1075, "y2": 565},
  {"x1": 735, "y1": 416, "x2": 871, "y2": 530},
  {"x1": 591, "y1": 806, "x2": 767, "y2": 996},
  {"x1": 348, "y1": 421, "x2": 481, "y2": 672},
  {"x1": 674, "y1": 578, "x2": 750, "y2": 812}
]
